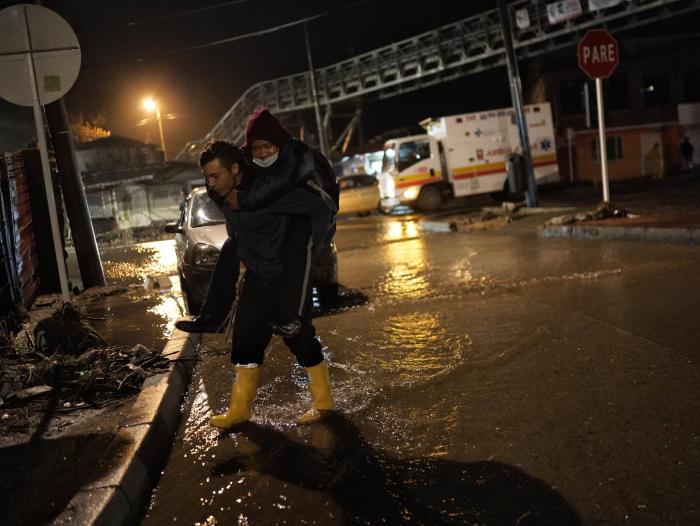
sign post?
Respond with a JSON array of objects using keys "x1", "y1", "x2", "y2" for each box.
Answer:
[
  {"x1": 0, "y1": 4, "x2": 82, "y2": 302},
  {"x1": 578, "y1": 29, "x2": 619, "y2": 204},
  {"x1": 498, "y1": 0, "x2": 538, "y2": 207}
]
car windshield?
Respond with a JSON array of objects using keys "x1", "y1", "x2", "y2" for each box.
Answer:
[{"x1": 190, "y1": 191, "x2": 225, "y2": 228}]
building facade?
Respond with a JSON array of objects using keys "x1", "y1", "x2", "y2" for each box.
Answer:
[
  {"x1": 76, "y1": 136, "x2": 201, "y2": 231},
  {"x1": 531, "y1": 35, "x2": 700, "y2": 183}
]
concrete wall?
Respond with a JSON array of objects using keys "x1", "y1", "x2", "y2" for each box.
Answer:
[
  {"x1": 86, "y1": 183, "x2": 184, "y2": 231},
  {"x1": 573, "y1": 123, "x2": 684, "y2": 183},
  {"x1": 146, "y1": 185, "x2": 183, "y2": 222}
]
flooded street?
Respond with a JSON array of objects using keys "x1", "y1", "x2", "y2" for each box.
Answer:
[
  {"x1": 140, "y1": 215, "x2": 700, "y2": 525},
  {"x1": 68, "y1": 239, "x2": 187, "y2": 349}
]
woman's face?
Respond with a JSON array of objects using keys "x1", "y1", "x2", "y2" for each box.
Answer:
[
  {"x1": 251, "y1": 139, "x2": 279, "y2": 161},
  {"x1": 202, "y1": 158, "x2": 240, "y2": 197}
]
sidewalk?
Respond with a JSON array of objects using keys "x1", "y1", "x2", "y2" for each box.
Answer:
[
  {"x1": 420, "y1": 171, "x2": 700, "y2": 244},
  {"x1": 0, "y1": 287, "x2": 200, "y2": 526},
  {"x1": 537, "y1": 171, "x2": 700, "y2": 243}
]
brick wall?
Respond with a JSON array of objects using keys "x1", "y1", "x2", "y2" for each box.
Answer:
[{"x1": 0, "y1": 152, "x2": 40, "y2": 307}]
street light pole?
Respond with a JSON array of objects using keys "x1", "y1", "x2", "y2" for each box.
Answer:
[
  {"x1": 497, "y1": 0, "x2": 538, "y2": 207},
  {"x1": 304, "y1": 22, "x2": 329, "y2": 156},
  {"x1": 144, "y1": 98, "x2": 167, "y2": 161},
  {"x1": 155, "y1": 105, "x2": 166, "y2": 161}
]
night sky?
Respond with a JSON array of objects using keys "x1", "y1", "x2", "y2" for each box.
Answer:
[
  {"x1": 14, "y1": 0, "x2": 497, "y2": 155},
  {"x1": 1, "y1": 1, "x2": 696, "y2": 156}
]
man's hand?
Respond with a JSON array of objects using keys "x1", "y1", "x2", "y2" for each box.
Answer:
[{"x1": 225, "y1": 190, "x2": 240, "y2": 210}]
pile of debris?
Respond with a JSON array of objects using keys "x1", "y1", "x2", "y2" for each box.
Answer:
[
  {"x1": 453, "y1": 211, "x2": 510, "y2": 231},
  {"x1": 449, "y1": 204, "x2": 524, "y2": 232},
  {"x1": 0, "y1": 302, "x2": 169, "y2": 408},
  {"x1": 545, "y1": 202, "x2": 634, "y2": 226}
]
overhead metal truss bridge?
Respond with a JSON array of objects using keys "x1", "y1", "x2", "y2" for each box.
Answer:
[{"x1": 176, "y1": 0, "x2": 700, "y2": 160}]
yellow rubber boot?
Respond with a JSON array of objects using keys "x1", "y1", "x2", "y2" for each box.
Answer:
[
  {"x1": 210, "y1": 366, "x2": 260, "y2": 429},
  {"x1": 297, "y1": 361, "x2": 334, "y2": 425}
]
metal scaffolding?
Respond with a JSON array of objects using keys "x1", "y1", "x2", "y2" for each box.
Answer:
[{"x1": 177, "y1": 0, "x2": 700, "y2": 160}]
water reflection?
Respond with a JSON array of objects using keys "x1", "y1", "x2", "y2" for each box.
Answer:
[
  {"x1": 99, "y1": 240, "x2": 184, "y2": 337},
  {"x1": 102, "y1": 239, "x2": 178, "y2": 284},
  {"x1": 377, "y1": 311, "x2": 467, "y2": 384},
  {"x1": 197, "y1": 415, "x2": 583, "y2": 525},
  {"x1": 448, "y1": 253, "x2": 500, "y2": 295},
  {"x1": 146, "y1": 277, "x2": 185, "y2": 337},
  {"x1": 137, "y1": 240, "x2": 178, "y2": 270},
  {"x1": 181, "y1": 366, "x2": 249, "y2": 464},
  {"x1": 382, "y1": 219, "x2": 419, "y2": 241},
  {"x1": 376, "y1": 236, "x2": 431, "y2": 299}
]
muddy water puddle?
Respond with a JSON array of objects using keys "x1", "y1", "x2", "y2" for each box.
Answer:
[
  {"x1": 100, "y1": 239, "x2": 179, "y2": 285},
  {"x1": 88, "y1": 240, "x2": 186, "y2": 348}
]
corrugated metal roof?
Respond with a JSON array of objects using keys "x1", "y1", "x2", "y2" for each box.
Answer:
[{"x1": 82, "y1": 161, "x2": 200, "y2": 189}]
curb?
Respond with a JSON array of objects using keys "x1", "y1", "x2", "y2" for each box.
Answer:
[
  {"x1": 481, "y1": 206, "x2": 577, "y2": 215},
  {"x1": 419, "y1": 207, "x2": 579, "y2": 234},
  {"x1": 54, "y1": 329, "x2": 201, "y2": 526},
  {"x1": 418, "y1": 220, "x2": 456, "y2": 233},
  {"x1": 537, "y1": 224, "x2": 700, "y2": 244}
]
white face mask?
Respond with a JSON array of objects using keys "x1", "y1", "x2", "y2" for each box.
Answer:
[{"x1": 252, "y1": 152, "x2": 279, "y2": 168}]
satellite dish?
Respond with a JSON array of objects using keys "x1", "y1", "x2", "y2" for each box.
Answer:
[{"x1": 0, "y1": 3, "x2": 81, "y2": 106}]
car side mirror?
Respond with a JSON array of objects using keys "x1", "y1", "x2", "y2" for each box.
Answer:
[{"x1": 164, "y1": 222, "x2": 183, "y2": 234}]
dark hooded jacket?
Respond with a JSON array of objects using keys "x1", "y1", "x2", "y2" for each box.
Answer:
[
  {"x1": 207, "y1": 167, "x2": 332, "y2": 281},
  {"x1": 238, "y1": 138, "x2": 338, "y2": 248}
]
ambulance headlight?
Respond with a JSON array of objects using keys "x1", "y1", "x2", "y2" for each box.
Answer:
[{"x1": 402, "y1": 185, "x2": 421, "y2": 201}]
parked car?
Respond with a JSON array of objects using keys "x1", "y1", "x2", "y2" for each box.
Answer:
[
  {"x1": 165, "y1": 187, "x2": 338, "y2": 314},
  {"x1": 338, "y1": 174, "x2": 380, "y2": 217}
]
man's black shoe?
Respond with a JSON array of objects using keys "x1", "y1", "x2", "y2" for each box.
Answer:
[
  {"x1": 267, "y1": 318, "x2": 302, "y2": 338},
  {"x1": 175, "y1": 314, "x2": 224, "y2": 333}
]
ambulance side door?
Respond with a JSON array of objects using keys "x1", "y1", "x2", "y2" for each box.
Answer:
[{"x1": 446, "y1": 137, "x2": 477, "y2": 197}]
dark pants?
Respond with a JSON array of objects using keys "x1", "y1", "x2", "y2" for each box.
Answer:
[
  {"x1": 230, "y1": 270, "x2": 323, "y2": 367},
  {"x1": 278, "y1": 216, "x2": 314, "y2": 320},
  {"x1": 201, "y1": 217, "x2": 312, "y2": 324},
  {"x1": 200, "y1": 237, "x2": 239, "y2": 322},
  {"x1": 199, "y1": 216, "x2": 319, "y2": 366}
]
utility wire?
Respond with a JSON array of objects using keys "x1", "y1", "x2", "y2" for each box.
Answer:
[
  {"x1": 85, "y1": 12, "x2": 323, "y2": 67},
  {"x1": 124, "y1": 0, "x2": 250, "y2": 27},
  {"x1": 183, "y1": 13, "x2": 324, "y2": 52},
  {"x1": 84, "y1": 0, "x2": 378, "y2": 68}
]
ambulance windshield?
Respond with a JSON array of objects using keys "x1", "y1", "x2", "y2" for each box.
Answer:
[{"x1": 397, "y1": 139, "x2": 430, "y2": 171}]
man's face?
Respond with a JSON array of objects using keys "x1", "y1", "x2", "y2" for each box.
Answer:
[
  {"x1": 202, "y1": 158, "x2": 240, "y2": 197},
  {"x1": 251, "y1": 139, "x2": 279, "y2": 161}
]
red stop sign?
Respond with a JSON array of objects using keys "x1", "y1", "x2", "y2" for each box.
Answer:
[{"x1": 578, "y1": 29, "x2": 619, "y2": 79}]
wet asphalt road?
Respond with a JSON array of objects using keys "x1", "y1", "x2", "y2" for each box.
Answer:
[{"x1": 103, "y1": 212, "x2": 700, "y2": 525}]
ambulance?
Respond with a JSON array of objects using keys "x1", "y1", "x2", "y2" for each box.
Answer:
[{"x1": 378, "y1": 102, "x2": 560, "y2": 211}]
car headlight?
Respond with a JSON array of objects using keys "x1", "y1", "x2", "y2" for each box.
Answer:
[
  {"x1": 402, "y1": 185, "x2": 421, "y2": 200},
  {"x1": 192, "y1": 243, "x2": 220, "y2": 266}
]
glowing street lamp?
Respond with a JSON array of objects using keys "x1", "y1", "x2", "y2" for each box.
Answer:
[{"x1": 143, "y1": 97, "x2": 167, "y2": 160}]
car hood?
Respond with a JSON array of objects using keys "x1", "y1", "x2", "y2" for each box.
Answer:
[{"x1": 189, "y1": 223, "x2": 227, "y2": 250}]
